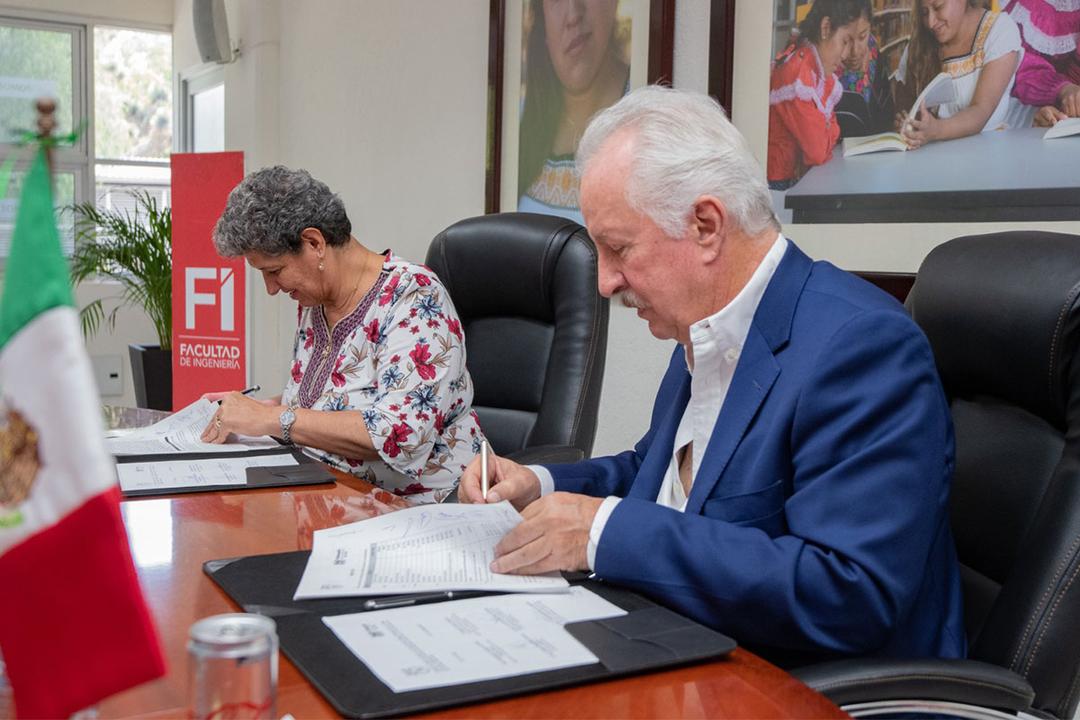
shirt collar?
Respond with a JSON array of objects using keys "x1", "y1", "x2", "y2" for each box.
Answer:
[{"x1": 685, "y1": 233, "x2": 788, "y2": 372}]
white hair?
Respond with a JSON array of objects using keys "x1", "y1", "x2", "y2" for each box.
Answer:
[{"x1": 576, "y1": 85, "x2": 778, "y2": 238}]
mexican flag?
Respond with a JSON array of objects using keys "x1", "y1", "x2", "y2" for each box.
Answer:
[{"x1": 0, "y1": 147, "x2": 165, "y2": 717}]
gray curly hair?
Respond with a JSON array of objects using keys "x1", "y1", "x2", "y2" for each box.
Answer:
[{"x1": 212, "y1": 166, "x2": 352, "y2": 257}]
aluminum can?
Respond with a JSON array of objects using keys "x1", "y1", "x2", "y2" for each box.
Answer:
[{"x1": 188, "y1": 613, "x2": 278, "y2": 720}]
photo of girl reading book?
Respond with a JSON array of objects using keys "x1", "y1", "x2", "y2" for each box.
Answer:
[
  {"x1": 843, "y1": 71, "x2": 957, "y2": 155},
  {"x1": 767, "y1": 0, "x2": 870, "y2": 189},
  {"x1": 765, "y1": 0, "x2": 1070, "y2": 223},
  {"x1": 894, "y1": 0, "x2": 1026, "y2": 149}
]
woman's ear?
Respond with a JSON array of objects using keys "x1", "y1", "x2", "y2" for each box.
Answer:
[
  {"x1": 299, "y1": 227, "x2": 327, "y2": 257},
  {"x1": 820, "y1": 17, "x2": 832, "y2": 41}
]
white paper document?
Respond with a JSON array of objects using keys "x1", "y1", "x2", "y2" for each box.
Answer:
[
  {"x1": 294, "y1": 502, "x2": 570, "y2": 599},
  {"x1": 1044, "y1": 116, "x2": 1080, "y2": 140},
  {"x1": 105, "y1": 398, "x2": 281, "y2": 456},
  {"x1": 116, "y1": 453, "x2": 299, "y2": 492},
  {"x1": 323, "y1": 586, "x2": 626, "y2": 692}
]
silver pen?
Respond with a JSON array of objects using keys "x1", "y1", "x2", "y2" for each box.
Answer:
[
  {"x1": 362, "y1": 590, "x2": 489, "y2": 611},
  {"x1": 480, "y1": 439, "x2": 490, "y2": 500}
]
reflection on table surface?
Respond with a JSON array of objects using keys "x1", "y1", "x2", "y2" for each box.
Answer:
[
  {"x1": 102, "y1": 405, "x2": 170, "y2": 430},
  {"x1": 293, "y1": 488, "x2": 411, "y2": 549},
  {"x1": 99, "y1": 410, "x2": 844, "y2": 719}
]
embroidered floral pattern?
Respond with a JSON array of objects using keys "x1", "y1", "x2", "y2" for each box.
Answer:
[
  {"x1": 524, "y1": 156, "x2": 580, "y2": 210},
  {"x1": 839, "y1": 36, "x2": 880, "y2": 102},
  {"x1": 281, "y1": 252, "x2": 486, "y2": 497}
]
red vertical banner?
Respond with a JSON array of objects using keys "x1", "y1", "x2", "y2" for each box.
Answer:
[{"x1": 170, "y1": 152, "x2": 246, "y2": 409}]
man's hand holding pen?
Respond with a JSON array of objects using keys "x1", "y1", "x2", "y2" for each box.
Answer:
[
  {"x1": 458, "y1": 445, "x2": 540, "y2": 509},
  {"x1": 458, "y1": 444, "x2": 600, "y2": 575}
]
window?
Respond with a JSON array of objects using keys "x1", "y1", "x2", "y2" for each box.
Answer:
[
  {"x1": 0, "y1": 13, "x2": 171, "y2": 259},
  {"x1": 0, "y1": 16, "x2": 86, "y2": 257},
  {"x1": 94, "y1": 26, "x2": 172, "y2": 214},
  {"x1": 179, "y1": 65, "x2": 225, "y2": 153}
]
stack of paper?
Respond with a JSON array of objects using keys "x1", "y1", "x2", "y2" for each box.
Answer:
[
  {"x1": 294, "y1": 502, "x2": 570, "y2": 599},
  {"x1": 105, "y1": 398, "x2": 281, "y2": 456},
  {"x1": 108, "y1": 398, "x2": 299, "y2": 494},
  {"x1": 324, "y1": 586, "x2": 625, "y2": 692},
  {"x1": 115, "y1": 453, "x2": 299, "y2": 493}
]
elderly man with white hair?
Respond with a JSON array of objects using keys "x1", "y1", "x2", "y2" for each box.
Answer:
[{"x1": 460, "y1": 86, "x2": 965, "y2": 666}]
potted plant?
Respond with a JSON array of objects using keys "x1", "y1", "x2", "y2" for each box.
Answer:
[{"x1": 69, "y1": 190, "x2": 173, "y2": 410}]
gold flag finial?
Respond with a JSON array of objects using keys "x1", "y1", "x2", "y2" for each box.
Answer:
[{"x1": 35, "y1": 97, "x2": 57, "y2": 138}]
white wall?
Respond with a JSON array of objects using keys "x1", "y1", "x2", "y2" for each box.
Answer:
[{"x1": 167, "y1": 0, "x2": 1080, "y2": 456}]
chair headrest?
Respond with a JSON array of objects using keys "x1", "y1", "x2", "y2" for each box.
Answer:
[
  {"x1": 427, "y1": 212, "x2": 592, "y2": 322},
  {"x1": 907, "y1": 231, "x2": 1080, "y2": 429}
]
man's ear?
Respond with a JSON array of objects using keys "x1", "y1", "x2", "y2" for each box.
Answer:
[
  {"x1": 299, "y1": 227, "x2": 327, "y2": 257},
  {"x1": 690, "y1": 195, "x2": 727, "y2": 263}
]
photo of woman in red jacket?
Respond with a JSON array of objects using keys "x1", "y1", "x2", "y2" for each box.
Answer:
[{"x1": 767, "y1": 0, "x2": 869, "y2": 190}]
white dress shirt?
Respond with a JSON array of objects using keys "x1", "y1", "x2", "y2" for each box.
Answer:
[{"x1": 531, "y1": 234, "x2": 788, "y2": 569}]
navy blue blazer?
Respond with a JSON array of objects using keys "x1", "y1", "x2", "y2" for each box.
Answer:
[{"x1": 547, "y1": 241, "x2": 966, "y2": 662}]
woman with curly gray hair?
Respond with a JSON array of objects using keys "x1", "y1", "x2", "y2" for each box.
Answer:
[{"x1": 200, "y1": 166, "x2": 485, "y2": 502}]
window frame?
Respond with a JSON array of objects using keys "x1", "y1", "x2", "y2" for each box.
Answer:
[
  {"x1": 178, "y1": 63, "x2": 225, "y2": 153},
  {"x1": 0, "y1": 13, "x2": 91, "y2": 226},
  {"x1": 0, "y1": 7, "x2": 172, "y2": 264}
]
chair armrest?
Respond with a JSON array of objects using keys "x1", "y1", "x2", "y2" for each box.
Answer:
[
  {"x1": 504, "y1": 445, "x2": 585, "y2": 465},
  {"x1": 792, "y1": 658, "x2": 1035, "y2": 712}
]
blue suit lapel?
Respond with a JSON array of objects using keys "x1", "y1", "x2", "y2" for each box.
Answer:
[
  {"x1": 684, "y1": 330, "x2": 778, "y2": 514},
  {"x1": 628, "y1": 368, "x2": 690, "y2": 500},
  {"x1": 684, "y1": 240, "x2": 814, "y2": 514}
]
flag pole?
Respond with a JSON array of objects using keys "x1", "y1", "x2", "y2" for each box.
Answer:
[{"x1": 34, "y1": 97, "x2": 56, "y2": 177}]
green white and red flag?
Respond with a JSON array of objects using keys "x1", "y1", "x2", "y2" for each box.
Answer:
[{"x1": 0, "y1": 146, "x2": 165, "y2": 718}]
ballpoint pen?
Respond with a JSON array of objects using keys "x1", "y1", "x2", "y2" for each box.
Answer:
[
  {"x1": 216, "y1": 384, "x2": 261, "y2": 403},
  {"x1": 480, "y1": 439, "x2": 490, "y2": 500},
  {"x1": 362, "y1": 590, "x2": 490, "y2": 611}
]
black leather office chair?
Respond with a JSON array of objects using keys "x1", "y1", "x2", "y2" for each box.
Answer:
[
  {"x1": 426, "y1": 213, "x2": 608, "y2": 465},
  {"x1": 795, "y1": 232, "x2": 1080, "y2": 719}
]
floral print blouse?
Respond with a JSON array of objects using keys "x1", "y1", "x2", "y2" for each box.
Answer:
[{"x1": 281, "y1": 251, "x2": 485, "y2": 500}]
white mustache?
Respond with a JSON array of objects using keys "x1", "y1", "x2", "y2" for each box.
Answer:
[{"x1": 617, "y1": 290, "x2": 647, "y2": 310}]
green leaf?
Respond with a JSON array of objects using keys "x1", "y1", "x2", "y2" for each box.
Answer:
[{"x1": 69, "y1": 189, "x2": 172, "y2": 349}]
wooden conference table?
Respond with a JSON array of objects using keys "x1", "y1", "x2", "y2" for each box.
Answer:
[{"x1": 97, "y1": 410, "x2": 845, "y2": 719}]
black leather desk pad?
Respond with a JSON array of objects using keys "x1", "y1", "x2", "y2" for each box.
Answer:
[
  {"x1": 116, "y1": 448, "x2": 334, "y2": 498},
  {"x1": 204, "y1": 550, "x2": 737, "y2": 718}
]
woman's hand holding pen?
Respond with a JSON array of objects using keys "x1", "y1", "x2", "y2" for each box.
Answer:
[
  {"x1": 458, "y1": 446, "x2": 541, "y2": 510},
  {"x1": 200, "y1": 388, "x2": 279, "y2": 443}
]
